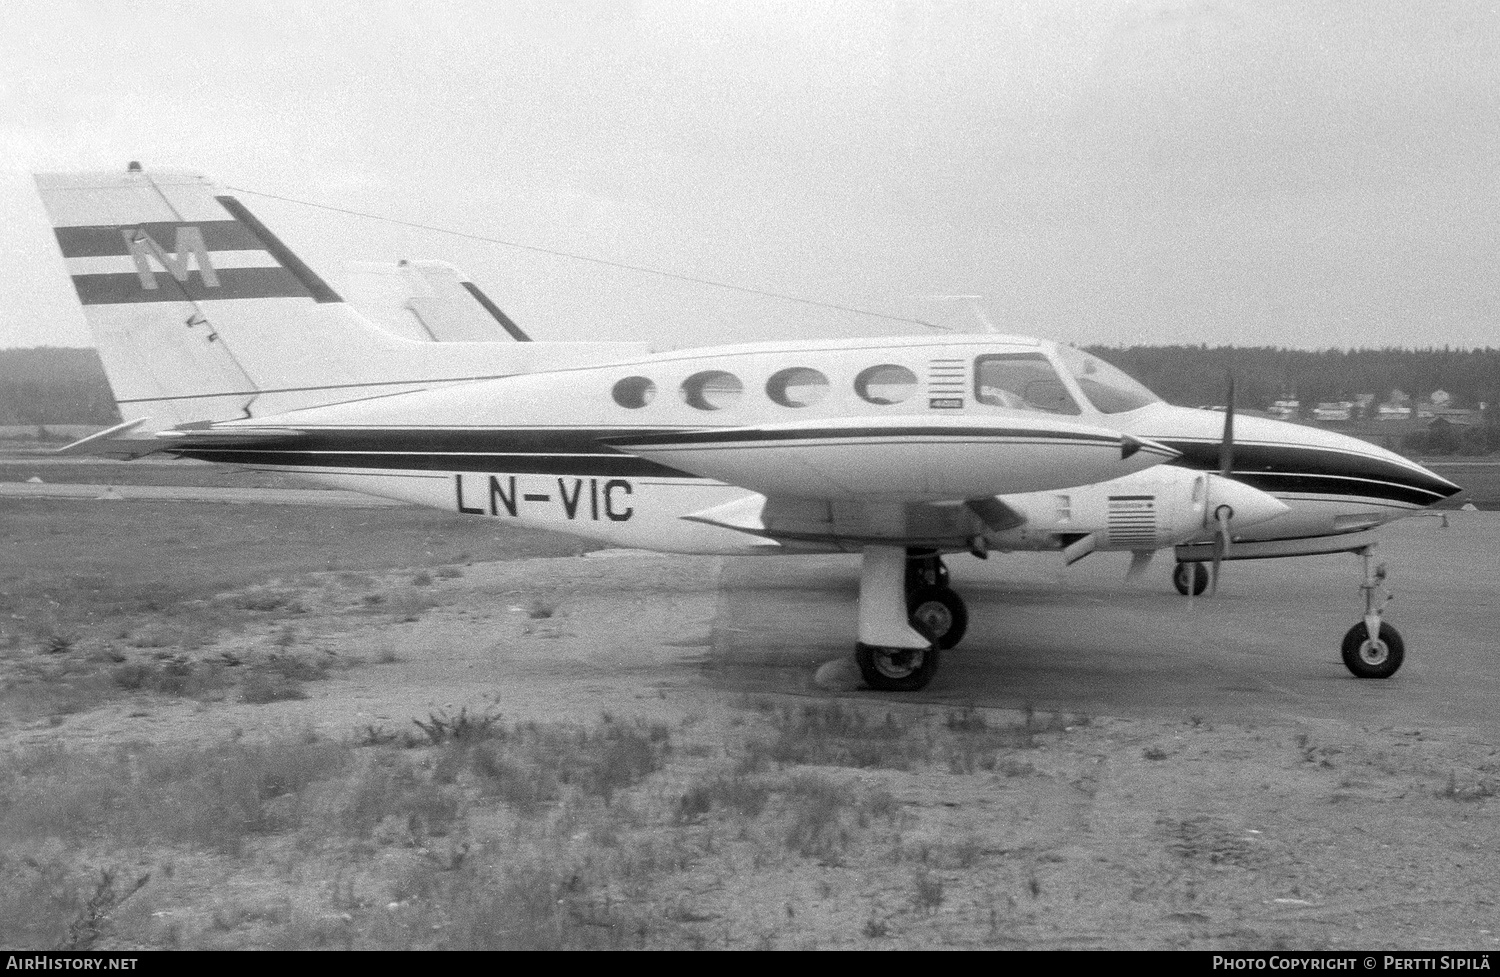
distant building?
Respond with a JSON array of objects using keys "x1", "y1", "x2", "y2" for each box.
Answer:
[
  {"x1": 1375, "y1": 403, "x2": 1413, "y2": 421},
  {"x1": 1312, "y1": 401, "x2": 1353, "y2": 422}
]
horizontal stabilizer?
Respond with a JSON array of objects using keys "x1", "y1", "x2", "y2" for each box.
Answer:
[
  {"x1": 53, "y1": 418, "x2": 156, "y2": 459},
  {"x1": 53, "y1": 418, "x2": 309, "y2": 459},
  {"x1": 154, "y1": 426, "x2": 308, "y2": 450}
]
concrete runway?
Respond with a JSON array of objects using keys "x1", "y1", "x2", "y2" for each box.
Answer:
[
  {"x1": 711, "y1": 511, "x2": 1500, "y2": 737},
  {"x1": 8, "y1": 459, "x2": 1492, "y2": 737}
]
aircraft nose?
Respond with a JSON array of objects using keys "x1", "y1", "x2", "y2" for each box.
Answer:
[
  {"x1": 1205, "y1": 475, "x2": 1290, "y2": 530},
  {"x1": 1413, "y1": 460, "x2": 1464, "y2": 502}
]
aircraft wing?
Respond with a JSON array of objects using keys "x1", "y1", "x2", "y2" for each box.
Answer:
[
  {"x1": 600, "y1": 415, "x2": 1176, "y2": 502},
  {"x1": 681, "y1": 492, "x2": 1025, "y2": 550}
]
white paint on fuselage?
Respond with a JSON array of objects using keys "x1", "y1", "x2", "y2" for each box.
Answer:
[{"x1": 224, "y1": 335, "x2": 1454, "y2": 555}]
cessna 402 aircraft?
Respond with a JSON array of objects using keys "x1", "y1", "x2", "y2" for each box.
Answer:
[{"x1": 35, "y1": 166, "x2": 1462, "y2": 691}]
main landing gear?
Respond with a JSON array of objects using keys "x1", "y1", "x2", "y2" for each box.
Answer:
[
  {"x1": 854, "y1": 548, "x2": 969, "y2": 692},
  {"x1": 1341, "y1": 545, "x2": 1404, "y2": 679}
]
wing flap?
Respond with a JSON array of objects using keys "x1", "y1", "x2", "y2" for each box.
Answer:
[
  {"x1": 682, "y1": 493, "x2": 1017, "y2": 549},
  {"x1": 602, "y1": 415, "x2": 1176, "y2": 501}
]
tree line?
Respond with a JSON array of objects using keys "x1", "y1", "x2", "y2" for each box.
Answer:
[
  {"x1": 1085, "y1": 345, "x2": 1500, "y2": 415},
  {"x1": 0, "y1": 347, "x2": 120, "y2": 426}
]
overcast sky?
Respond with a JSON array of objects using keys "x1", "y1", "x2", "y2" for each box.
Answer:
[{"x1": 2, "y1": 0, "x2": 1496, "y2": 351}]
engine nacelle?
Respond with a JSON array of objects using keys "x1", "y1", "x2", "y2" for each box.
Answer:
[{"x1": 985, "y1": 467, "x2": 1287, "y2": 553}]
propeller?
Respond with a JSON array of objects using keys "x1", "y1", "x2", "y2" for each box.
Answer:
[
  {"x1": 1126, "y1": 549, "x2": 1154, "y2": 581},
  {"x1": 1207, "y1": 372, "x2": 1236, "y2": 596}
]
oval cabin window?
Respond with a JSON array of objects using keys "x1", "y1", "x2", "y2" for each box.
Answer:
[
  {"x1": 854, "y1": 364, "x2": 918, "y2": 406},
  {"x1": 766, "y1": 367, "x2": 829, "y2": 408},
  {"x1": 681, "y1": 370, "x2": 743, "y2": 411},
  {"x1": 612, "y1": 376, "x2": 656, "y2": 409}
]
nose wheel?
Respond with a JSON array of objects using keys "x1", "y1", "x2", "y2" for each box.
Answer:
[
  {"x1": 1342, "y1": 546, "x2": 1404, "y2": 678},
  {"x1": 1341, "y1": 620, "x2": 1404, "y2": 679}
]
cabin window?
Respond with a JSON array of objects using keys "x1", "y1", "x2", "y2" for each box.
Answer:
[
  {"x1": 974, "y1": 353, "x2": 1081, "y2": 415},
  {"x1": 612, "y1": 376, "x2": 656, "y2": 409},
  {"x1": 854, "y1": 364, "x2": 918, "y2": 406},
  {"x1": 766, "y1": 367, "x2": 829, "y2": 408},
  {"x1": 681, "y1": 370, "x2": 743, "y2": 411}
]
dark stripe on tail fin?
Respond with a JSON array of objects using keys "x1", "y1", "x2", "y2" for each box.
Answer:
[
  {"x1": 71, "y1": 268, "x2": 319, "y2": 305},
  {"x1": 215, "y1": 195, "x2": 342, "y2": 303},
  {"x1": 56, "y1": 221, "x2": 264, "y2": 258},
  {"x1": 461, "y1": 281, "x2": 531, "y2": 341}
]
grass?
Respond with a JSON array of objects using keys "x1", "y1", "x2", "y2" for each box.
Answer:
[
  {"x1": 0, "y1": 498, "x2": 590, "y2": 650},
  {"x1": 0, "y1": 696, "x2": 1098, "y2": 949}
]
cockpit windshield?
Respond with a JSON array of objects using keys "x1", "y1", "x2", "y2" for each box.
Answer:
[{"x1": 1054, "y1": 346, "x2": 1162, "y2": 414}]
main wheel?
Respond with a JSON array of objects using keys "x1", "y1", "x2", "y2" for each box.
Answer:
[
  {"x1": 907, "y1": 585, "x2": 968, "y2": 650},
  {"x1": 1341, "y1": 621, "x2": 1405, "y2": 679},
  {"x1": 1173, "y1": 561, "x2": 1209, "y2": 596},
  {"x1": 855, "y1": 642, "x2": 941, "y2": 692}
]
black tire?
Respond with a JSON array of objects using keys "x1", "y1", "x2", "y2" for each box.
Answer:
[
  {"x1": 856, "y1": 642, "x2": 941, "y2": 692},
  {"x1": 907, "y1": 585, "x2": 968, "y2": 650},
  {"x1": 1173, "y1": 561, "x2": 1209, "y2": 596},
  {"x1": 1341, "y1": 621, "x2": 1405, "y2": 679}
]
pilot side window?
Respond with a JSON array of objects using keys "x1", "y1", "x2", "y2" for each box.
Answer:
[{"x1": 973, "y1": 353, "x2": 1081, "y2": 415}]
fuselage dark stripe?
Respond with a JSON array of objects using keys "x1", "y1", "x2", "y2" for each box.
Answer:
[
  {"x1": 1159, "y1": 438, "x2": 1459, "y2": 498},
  {"x1": 177, "y1": 449, "x2": 697, "y2": 478},
  {"x1": 1228, "y1": 472, "x2": 1443, "y2": 508},
  {"x1": 165, "y1": 426, "x2": 1455, "y2": 507},
  {"x1": 604, "y1": 426, "x2": 1124, "y2": 447}
]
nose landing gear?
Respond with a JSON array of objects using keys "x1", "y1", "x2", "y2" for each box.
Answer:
[{"x1": 1341, "y1": 545, "x2": 1404, "y2": 679}]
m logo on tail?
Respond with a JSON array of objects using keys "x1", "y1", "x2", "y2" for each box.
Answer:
[{"x1": 122, "y1": 226, "x2": 220, "y2": 290}]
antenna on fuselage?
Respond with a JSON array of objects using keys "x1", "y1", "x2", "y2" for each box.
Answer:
[{"x1": 920, "y1": 295, "x2": 1000, "y2": 334}]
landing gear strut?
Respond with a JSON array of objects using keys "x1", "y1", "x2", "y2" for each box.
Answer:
[
  {"x1": 1341, "y1": 545, "x2": 1404, "y2": 679},
  {"x1": 853, "y1": 548, "x2": 969, "y2": 692}
]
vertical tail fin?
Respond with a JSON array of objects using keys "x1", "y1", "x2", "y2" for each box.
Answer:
[{"x1": 36, "y1": 166, "x2": 643, "y2": 428}]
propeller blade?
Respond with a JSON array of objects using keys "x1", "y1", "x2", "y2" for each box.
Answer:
[
  {"x1": 1208, "y1": 505, "x2": 1232, "y2": 596},
  {"x1": 1219, "y1": 372, "x2": 1236, "y2": 478},
  {"x1": 1126, "y1": 549, "x2": 1154, "y2": 581}
]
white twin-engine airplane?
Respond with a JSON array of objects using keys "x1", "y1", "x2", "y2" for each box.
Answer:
[{"x1": 36, "y1": 167, "x2": 1462, "y2": 691}]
